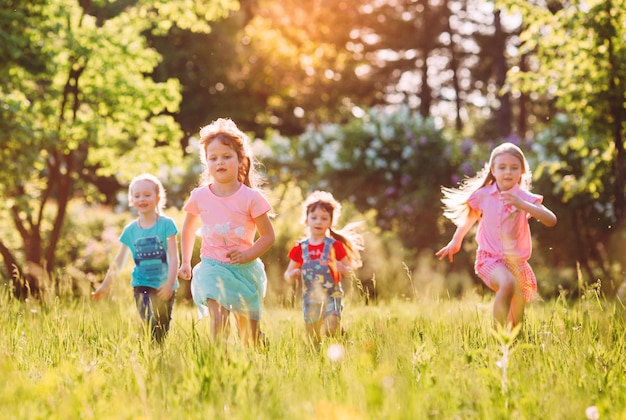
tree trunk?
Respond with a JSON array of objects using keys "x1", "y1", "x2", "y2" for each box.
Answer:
[
  {"x1": 517, "y1": 53, "x2": 528, "y2": 139},
  {"x1": 445, "y1": 0, "x2": 463, "y2": 132},
  {"x1": 418, "y1": 3, "x2": 436, "y2": 118},
  {"x1": 493, "y1": 9, "x2": 512, "y2": 138},
  {"x1": 606, "y1": 7, "x2": 625, "y2": 222},
  {"x1": 45, "y1": 151, "x2": 76, "y2": 274},
  {"x1": 0, "y1": 241, "x2": 33, "y2": 299}
]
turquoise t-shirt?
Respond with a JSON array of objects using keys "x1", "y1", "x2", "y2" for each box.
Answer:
[{"x1": 120, "y1": 215, "x2": 179, "y2": 290}]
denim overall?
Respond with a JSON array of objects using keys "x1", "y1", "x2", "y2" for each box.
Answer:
[{"x1": 300, "y1": 237, "x2": 343, "y2": 324}]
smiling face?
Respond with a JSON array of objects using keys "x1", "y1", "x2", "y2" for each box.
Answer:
[
  {"x1": 206, "y1": 139, "x2": 241, "y2": 185},
  {"x1": 129, "y1": 180, "x2": 159, "y2": 215},
  {"x1": 491, "y1": 152, "x2": 524, "y2": 191}
]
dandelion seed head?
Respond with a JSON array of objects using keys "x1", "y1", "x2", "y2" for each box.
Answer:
[
  {"x1": 326, "y1": 344, "x2": 345, "y2": 362},
  {"x1": 585, "y1": 406, "x2": 599, "y2": 420},
  {"x1": 382, "y1": 376, "x2": 394, "y2": 388}
]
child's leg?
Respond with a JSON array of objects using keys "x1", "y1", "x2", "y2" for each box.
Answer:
[
  {"x1": 488, "y1": 266, "x2": 517, "y2": 328},
  {"x1": 304, "y1": 302, "x2": 323, "y2": 347},
  {"x1": 150, "y1": 293, "x2": 174, "y2": 343},
  {"x1": 508, "y1": 291, "x2": 525, "y2": 328},
  {"x1": 323, "y1": 314, "x2": 341, "y2": 336},
  {"x1": 233, "y1": 314, "x2": 260, "y2": 346},
  {"x1": 322, "y1": 296, "x2": 343, "y2": 336},
  {"x1": 206, "y1": 298, "x2": 230, "y2": 342},
  {"x1": 306, "y1": 321, "x2": 322, "y2": 347},
  {"x1": 134, "y1": 287, "x2": 160, "y2": 341}
]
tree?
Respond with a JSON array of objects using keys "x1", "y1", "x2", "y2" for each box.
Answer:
[
  {"x1": 0, "y1": 0, "x2": 237, "y2": 297},
  {"x1": 140, "y1": 0, "x2": 524, "y2": 141},
  {"x1": 147, "y1": 1, "x2": 258, "y2": 144},
  {"x1": 501, "y1": 0, "x2": 626, "y2": 291},
  {"x1": 238, "y1": 0, "x2": 383, "y2": 135},
  {"x1": 262, "y1": 105, "x2": 458, "y2": 254}
]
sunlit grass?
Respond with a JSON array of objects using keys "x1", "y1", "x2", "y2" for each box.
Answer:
[{"x1": 0, "y1": 285, "x2": 624, "y2": 419}]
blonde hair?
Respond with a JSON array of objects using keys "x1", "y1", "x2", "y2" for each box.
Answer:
[
  {"x1": 302, "y1": 190, "x2": 364, "y2": 269},
  {"x1": 198, "y1": 118, "x2": 262, "y2": 189},
  {"x1": 441, "y1": 142, "x2": 532, "y2": 226},
  {"x1": 128, "y1": 173, "x2": 167, "y2": 214}
]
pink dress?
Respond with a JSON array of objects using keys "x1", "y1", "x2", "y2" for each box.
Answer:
[{"x1": 468, "y1": 183, "x2": 543, "y2": 301}]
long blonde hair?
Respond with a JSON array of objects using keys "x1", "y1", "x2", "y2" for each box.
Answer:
[
  {"x1": 441, "y1": 142, "x2": 532, "y2": 226},
  {"x1": 302, "y1": 190, "x2": 364, "y2": 269},
  {"x1": 198, "y1": 118, "x2": 263, "y2": 189}
]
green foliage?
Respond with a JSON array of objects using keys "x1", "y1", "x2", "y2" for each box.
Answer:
[
  {"x1": 1, "y1": 290, "x2": 625, "y2": 418},
  {"x1": 0, "y1": 0, "x2": 235, "y2": 293},
  {"x1": 493, "y1": 0, "x2": 626, "y2": 293},
  {"x1": 501, "y1": 0, "x2": 626, "y2": 218},
  {"x1": 236, "y1": 0, "x2": 381, "y2": 135},
  {"x1": 50, "y1": 200, "x2": 189, "y2": 297},
  {"x1": 146, "y1": 1, "x2": 250, "y2": 140},
  {"x1": 0, "y1": 0, "x2": 49, "y2": 76},
  {"x1": 529, "y1": 114, "x2": 623, "y2": 294},
  {"x1": 261, "y1": 105, "x2": 460, "y2": 255},
  {"x1": 51, "y1": 202, "x2": 129, "y2": 295}
]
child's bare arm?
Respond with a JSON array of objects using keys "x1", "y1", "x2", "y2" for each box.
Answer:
[
  {"x1": 93, "y1": 244, "x2": 129, "y2": 300},
  {"x1": 502, "y1": 190, "x2": 557, "y2": 227},
  {"x1": 158, "y1": 234, "x2": 179, "y2": 300},
  {"x1": 336, "y1": 257, "x2": 353, "y2": 277},
  {"x1": 436, "y1": 209, "x2": 480, "y2": 262},
  {"x1": 284, "y1": 260, "x2": 302, "y2": 283},
  {"x1": 178, "y1": 213, "x2": 200, "y2": 280}
]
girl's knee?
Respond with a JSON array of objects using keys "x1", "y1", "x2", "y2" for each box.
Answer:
[
  {"x1": 503, "y1": 277, "x2": 516, "y2": 291},
  {"x1": 488, "y1": 266, "x2": 512, "y2": 289}
]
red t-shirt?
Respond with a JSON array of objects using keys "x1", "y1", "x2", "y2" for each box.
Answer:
[
  {"x1": 288, "y1": 239, "x2": 348, "y2": 283},
  {"x1": 288, "y1": 239, "x2": 348, "y2": 264}
]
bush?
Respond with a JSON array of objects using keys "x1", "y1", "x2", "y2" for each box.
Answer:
[
  {"x1": 261, "y1": 181, "x2": 455, "y2": 305},
  {"x1": 52, "y1": 201, "x2": 190, "y2": 299},
  {"x1": 260, "y1": 105, "x2": 460, "y2": 256}
]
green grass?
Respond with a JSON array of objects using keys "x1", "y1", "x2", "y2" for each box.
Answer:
[{"x1": 0, "y1": 287, "x2": 624, "y2": 419}]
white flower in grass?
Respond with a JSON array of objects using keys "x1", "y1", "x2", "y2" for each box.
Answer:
[
  {"x1": 585, "y1": 406, "x2": 600, "y2": 420},
  {"x1": 326, "y1": 344, "x2": 345, "y2": 362}
]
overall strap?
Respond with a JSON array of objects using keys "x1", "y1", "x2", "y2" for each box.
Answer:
[
  {"x1": 321, "y1": 237, "x2": 336, "y2": 263},
  {"x1": 300, "y1": 239, "x2": 310, "y2": 263}
]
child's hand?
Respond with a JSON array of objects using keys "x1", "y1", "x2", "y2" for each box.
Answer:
[
  {"x1": 285, "y1": 268, "x2": 301, "y2": 282},
  {"x1": 178, "y1": 263, "x2": 192, "y2": 280},
  {"x1": 336, "y1": 261, "x2": 353, "y2": 277},
  {"x1": 157, "y1": 283, "x2": 175, "y2": 300},
  {"x1": 500, "y1": 190, "x2": 523, "y2": 208},
  {"x1": 91, "y1": 284, "x2": 110, "y2": 301},
  {"x1": 436, "y1": 241, "x2": 460, "y2": 262},
  {"x1": 225, "y1": 249, "x2": 248, "y2": 264}
]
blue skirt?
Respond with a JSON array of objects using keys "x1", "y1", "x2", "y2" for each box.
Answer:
[{"x1": 191, "y1": 257, "x2": 267, "y2": 321}]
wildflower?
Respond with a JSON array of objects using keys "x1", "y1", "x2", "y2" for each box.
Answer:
[
  {"x1": 585, "y1": 406, "x2": 600, "y2": 420},
  {"x1": 326, "y1": 344, "x2": 345, "y2": 362}
]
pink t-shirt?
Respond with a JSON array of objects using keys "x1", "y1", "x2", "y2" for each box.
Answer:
[
  {"x1": 183, "y1": 184, "x2": 272, "y2": 263},
  {"x1": 468, "y1": 183, "x2": 542, "y2": 261}
]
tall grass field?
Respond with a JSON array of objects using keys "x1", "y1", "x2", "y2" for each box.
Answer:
[{"x1": 1, "y1": 285, "x2": 624, "y2": 419}]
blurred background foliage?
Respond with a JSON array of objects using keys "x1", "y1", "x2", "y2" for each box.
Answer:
[{"x1": 0, "y1": 0, "x2": 624, "y2": 301}]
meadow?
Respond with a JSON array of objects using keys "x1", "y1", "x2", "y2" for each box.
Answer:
[{"x1": 1, "y1": 284, "x2": 624, "y2": 420}]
